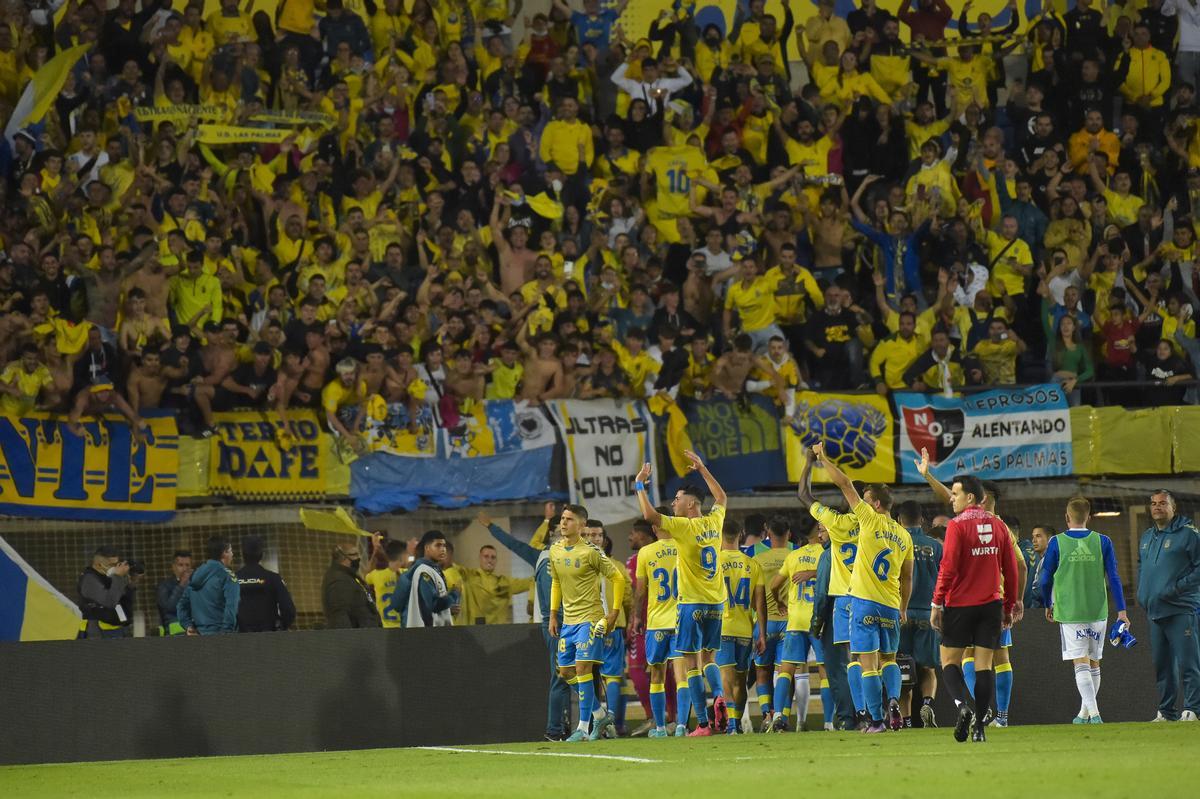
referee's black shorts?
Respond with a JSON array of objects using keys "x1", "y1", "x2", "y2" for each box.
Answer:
[{"x1": 941, "y1": 601, "x2": 1003, "y2": 650}]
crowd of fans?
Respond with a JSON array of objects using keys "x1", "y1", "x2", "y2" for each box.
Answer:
[{"x1": 3, "y1": 0, "x2": 1200, "y2": 451}]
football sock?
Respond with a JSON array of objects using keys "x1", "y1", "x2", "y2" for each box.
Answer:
[
  {"x1": 687, "y1": 669, "x2": 709, "y2": 725},
  {"x1": 820, "y1": 678, "x2": 834, "y2": 724},
  {"x1": 863, "y1": 669, "x2": 884, "y2": 721},
  {"x1": 942, "y1": 663, "x2": 971, "y2": 711},
  {"x1": 675, "y1": 685, "x2": 691, "y2": 728},
  {"x1": 996, "y1": 662, "x2": 1013, "y2": 715},
  {"x1": 773, "y1": 674, "x2": 793, "y2": 721},
  {"x1": 963, "y1": 657, "x2": 977, "y2": 698},
  {"x1": 1091, "y1": 667, "x2": 1101, "y2": 701},
  {"x1": 882, "y1": 661, "x2": 901, "y2": 703},
  {"x1": 649, "y1": 682, "x2": 667, "y2": 729},
  {"x1": 703, "y1": 663, "x2": 724, "y2": 698},
  {"x1": 847, "y1": 660, "x2": 866, "y2": 714},
  {"x1": 794, "y1": 673, "x2": 811, "y2": 725},
  {"x1": 576, "y1": 673, "x2": 595, "y2": 731},
  {"x1": 1075, "y1": 663, "x2": 1098, "y2": 716},
  {"x1": 756, "y1": 681, "x2": 773, "y2": 715},
  {"x1": 604, "y1": 677, "x2": 621, "y2": 722},
  {"x1": 974, "y1": 669, "x2": 995, "y2": 723}
]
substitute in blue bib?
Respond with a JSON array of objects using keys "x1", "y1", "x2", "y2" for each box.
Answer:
[
  {"x1": 635, "y1": 449, "x2": 729, "y2": 736},
  {"x1": 814, "y1": 442, "x2": 913, "y2": 734}
]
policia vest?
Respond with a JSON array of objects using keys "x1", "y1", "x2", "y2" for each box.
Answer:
[{"x1": 1051, "y1": 531, "x2": 1109, "y2": 624}]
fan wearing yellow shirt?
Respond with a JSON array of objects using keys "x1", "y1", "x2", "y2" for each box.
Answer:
[
  {"x1": 548, "y1": 504, "x2": 623, "y2": 743},
  {"x1": 977, "y1": 215, "x2": 1034, "y2": 297},
  {"x1": 767, "y1": 533, "x2": 824, "y2": 732},
  {"x1": 1087, "y1": 161, "x2": 1145, "y2": 228},
  {"x1": 643, "y1": 143, "x2": 710, "y2": 243},
  {"x1": 365, "y1": 539, "x2": 409, "y2": 628},
  {"x1": 539, "y1": 97, "x2": 593, "y2": 177},
  {"x1": 716, "y1": 518, "x2": 767, "y2": 736},
  {"x1": 870, "y1": 310, "x2": 924, "y2": 392},
  {"x1": 635, "y1": 450, "x2": 728, "y2": 736},
  {"x1": 723, "y1": 258, "x2": 782, "y2": 353},
  {"x1": 797, "y1": 447, "x2": 864, "y2": 725},
  {"x1": 631, "y1": 519, "x2": 686, "y2": 738},
  {"x1": 0, "y1": 344, "x2": 56, "y2": 415},
  {"x1": 322, "y1": 358, "x2": 369, "y2": 450},
  {"x1": 814, "y1": 442, "x2": 914, "y2": 734}
]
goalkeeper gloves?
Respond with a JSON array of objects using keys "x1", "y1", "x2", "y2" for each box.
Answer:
[{"x1": 592, "y1": 618, "x2": 607, "y2": 638}]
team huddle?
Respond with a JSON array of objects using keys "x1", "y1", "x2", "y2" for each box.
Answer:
[{"x1": 547, "y1": 446, "x2": 1128, "y2": 742}]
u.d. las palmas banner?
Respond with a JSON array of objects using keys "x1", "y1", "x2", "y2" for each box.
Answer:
[
  {"x1": 208, "y1": 410, "x2": 326, "y2": 500},
  {"x1": 894, "y1": 384, "x2": 1072, "y2": 483},
  {"x1": 0, "y1": 412, "x2": 178, "y2": 521},
  {"x1": 786, "y1": 392, "x2": 897, "y2": 484}
]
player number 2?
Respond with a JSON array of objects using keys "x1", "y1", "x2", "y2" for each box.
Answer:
[
  {"x1": 839, "y1": 542, "x2": 857, "y2": 570},
  {"x1": 700, "y1": 546, "x2": 717, "y2": 578},
  {"x1": 667, "y1": 168, "x2": 691, "y2": 193},
  {"x1": 872, "y1": 548, "x2": 893, "y2": 581},
  {"x1": 726, "y1": 576, "x2": 750, "y2": 609},
  {"x1": 652, "y1": 567, "x2": 678, "y2": 601}
]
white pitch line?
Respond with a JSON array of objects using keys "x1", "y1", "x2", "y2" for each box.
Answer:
[{"x1": 415, "y1": 746, "x2": 661, "y2": 764}]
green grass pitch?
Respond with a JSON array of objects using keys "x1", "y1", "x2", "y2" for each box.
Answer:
[{"x1": 1, "y1": 723, "x2": 1195, "y2": 798}]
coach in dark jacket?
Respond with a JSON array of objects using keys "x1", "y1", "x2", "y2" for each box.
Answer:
[
  {"x1": 236, "y1": 536, "x2": 297, "y2": 632},
  {"x1": 322, "y1": 543, "x2": 381, "y2": 629}
]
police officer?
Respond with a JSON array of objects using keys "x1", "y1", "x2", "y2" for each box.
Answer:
[
  {"x1": 236, "y1": 536, "x2": 296, "y2": 633},
  {"x1": 1138, "y1": 490, "x2": 1200, "y2": 721}
]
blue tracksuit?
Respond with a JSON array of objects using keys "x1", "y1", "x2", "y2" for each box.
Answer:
[
  {"x1": 813, "y1": 544, "x2": 855, "y2": 727},
  {"x1": 488, "y1": 523, "x2": 571, "y2": 737},
  {"x1": 1137, "y1": 514, "x2": 1200, "y2": 717}
]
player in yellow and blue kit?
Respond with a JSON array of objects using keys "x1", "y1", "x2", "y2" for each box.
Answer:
[
  {"x1": 752, "y1": 516, "x2": 793, "y2": 729},
  {"x1": 718, "y1": 518, "x2": 767, "y2": 735},
  {"x1": 768, "y1": 530, "x2": 824, "y2": 732},
  {"x1": 635, "y1": 449, "x2": 728, "y2": 736},
  {"x1": 584, "y1": 520, "x2": 633, "y2": 738},
  {"x1": 631, "y1": 518, "x2": 684, "y2": 738},
  {"x1": 548, "y1": 504, "x2": 624, "y2": 743},
  {"x1": 800, "y1": 448, "x2": 863, "y2": 727},
  {"x1": 815, "y1": 442, "x2": 914, "y2": 734}
]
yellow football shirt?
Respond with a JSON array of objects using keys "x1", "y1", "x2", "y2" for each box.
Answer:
[
  {"x1": 644, "y1": 145, "x2": 709, "y2": 218},
  {"x1": 779, "y1": 542, "x2": 823, "y2": 632},
  {"x1": 660, "y1": 505, "x2": 728, "y2": 606},
  {"x1": 810, "y1": 502, "x2": 859, "y2": 596},
  {"x1": 603, "y1": 562, "x2": 632, "y2": 628},
  {"x1": 847, "y1": 500, "x2": 914, "y2": 610},
  {"x1": 720, "y1": 550, "x2": 762, "y2": 640},
  {"x1": 0, "y1": 363, "x2": 52, "y2": 415},
  {"x1": 635, "y1": 539, "x2": 680, "y2": 631},
  {"x1": 754, "y1": 545, "x2": 792, "y2": 622},
  {"x1": 365, "y1": 568, "x2": 402, "y2": 629},
  {"x1": 549, "y1": 540, "x2": 618, "y2": 625},
  {"x1": 724, "y1": 276, "x2": 777, "y2": 332}
]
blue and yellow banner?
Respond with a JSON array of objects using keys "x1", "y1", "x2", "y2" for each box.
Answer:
[
  {"x1": 786, "y1": 392, "x2": 896, "y2": 484},
  {"x1": 209, "y1": 410, "x2": 326, "y2": 500},
  {"x1": 0, "y1": 412, "x2": 177, "y2": 521},
  {"x1": 0, "y1": 536, "x2": 81, "y2": 642},
  {"x1": 444, "y1": 400, "x2": 558, "y2": 458},
  {"x1": 672, "y1": 395, "x2": 787, "y2": 491}
]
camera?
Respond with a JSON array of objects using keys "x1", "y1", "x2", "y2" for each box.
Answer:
[{"x1": 126, "y1": 559, "x2": 146, "y2": 576}]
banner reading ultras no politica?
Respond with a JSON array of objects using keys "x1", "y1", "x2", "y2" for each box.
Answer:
[{"x1": 894, "y1": 384, "x2": 1073, "y2": 483}]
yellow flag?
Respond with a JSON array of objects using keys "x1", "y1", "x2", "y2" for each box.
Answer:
[
  {"x1": 4, "y1": 44, "x2": 91, "y2": 138},
  {"x1": 298, "y1": 506, "x2": 371, "y2": 537}
]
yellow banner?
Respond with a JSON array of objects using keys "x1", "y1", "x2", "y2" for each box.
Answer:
[
  {"x1": 0, "y1": 413, "x2": 178, "y2": 521},
  {"x1": 208, "y1": 410, "x2": 326, "y2": 500},
  {"x1": 134, "y1": 104, "x2": 232, "y2": 123},
  {"x1": 197, "y1": 125, "x2": 292, "y2": 145},
  {"x1": 785, "y1": 392, "x2": 895, "y2": 484},
  {"x1": 249, "y1": 110, "x2": 336, "y2": 128}
]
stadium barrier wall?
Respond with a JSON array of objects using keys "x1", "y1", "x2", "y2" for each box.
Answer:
[{"x1": 0, "y1": 623, "x2": 549, "y2": 766}]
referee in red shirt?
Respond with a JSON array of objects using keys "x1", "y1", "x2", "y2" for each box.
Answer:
[{"x1": 931, "y1": 474, "x2": 1021, "y2": 743}]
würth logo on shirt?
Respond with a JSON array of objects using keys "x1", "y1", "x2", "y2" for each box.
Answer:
[{"x1": 971, "y1": 524, "x2": 997, "y2": 556}]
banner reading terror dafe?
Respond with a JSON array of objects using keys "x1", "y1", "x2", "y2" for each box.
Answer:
[
  {"x1": 785, "y1": 392, "x2": 896, "y2": 484},
  {"x1": 209, "y1": 411, "x2": 326, "y2": 500},
  {"x1": 894, "y1": 384, "x2": 1072, "y2": 483},
  {"x1": 0, "y1": 412, "x2": 178, "y2": 521},
  {"x1": 549, "y1": 400, "x2": 659, "y2": 523}
]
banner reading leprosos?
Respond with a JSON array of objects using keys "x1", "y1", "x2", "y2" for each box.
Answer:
[
  {"x1": 786, "y1": 392, "x2": 897, "y2": 484},
  {"x1": 549, "y1": 400, "x2": 659, "y2": 523},
  {"x1": 894, "y1": 384, "x2": 1072, "y2": 483},
  {"x1": 0, "y1": 413, "x2": 178, "y2": 521},
  {"x1": 209, "y1": 411, "x2": 326, "y2": 500}
]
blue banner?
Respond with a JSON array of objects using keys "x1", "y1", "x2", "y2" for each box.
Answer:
[
  {"x1": 350, "y1": 448, "x2": 561, "y2": 513},
  {"x1": 894, "y1": 385, "x2": 1073, "y2": 483},
  {"x1": 668, "y1": 395, "x2": 787, "y2": 492}
]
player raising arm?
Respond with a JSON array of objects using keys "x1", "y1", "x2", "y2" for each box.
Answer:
[
  {"x1": 814, "y1": 442, "x2": 914, "y2": 733},
  {"x1": 548, "y1": 504, "x2": 624, "y2": 743},
  {"x1": 634, "y1": 451, "x2": 728, "y2": 736}
]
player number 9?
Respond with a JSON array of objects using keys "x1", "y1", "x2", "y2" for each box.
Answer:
[{"x1": 700, "y1": 546, "x2": 717, "y2": 578}]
